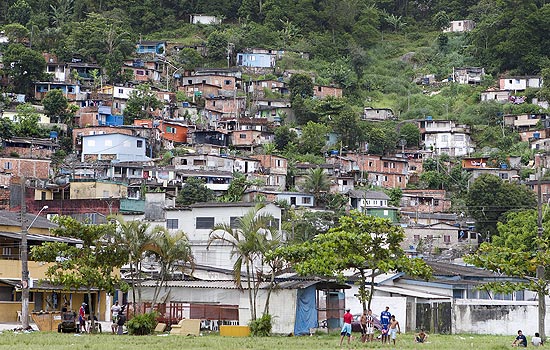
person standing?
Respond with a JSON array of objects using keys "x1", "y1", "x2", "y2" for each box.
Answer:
[
  {"x1": 111, "y1": 301, "x2": 121, "y2": 334},
  {"x1": 389, "y1": 315, "x2": 401, "y2": 345},
  {"x1": 79, "y1": 303, "x2": 87, "y2": 333},
  {"x1": 513, "y1": 330, "x2": 528, "y2": 347},
  {"x1": 380, "y1": 306, "x2": 391, "y2": 344},
  {"x1": 339, "y1": 308, "x2": 353, "y2": 347},
  {"x1": 365, "y1": 309, "x2": 375, "y2": 342},
  {"x1": 360, "y1": 311, "x2": 367, "y2": 342}
]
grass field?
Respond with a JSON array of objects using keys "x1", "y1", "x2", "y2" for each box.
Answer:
[{"x1": 0, "y1": 332, "x2": 514, "y2": 350}]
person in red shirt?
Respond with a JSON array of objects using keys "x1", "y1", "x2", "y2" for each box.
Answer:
[
  {"x1": 79, "y1": 303, "x2": 87, "y2": 333},
  {"x1": 339, "y1": 308, "x2": 353, "y2": 347}
]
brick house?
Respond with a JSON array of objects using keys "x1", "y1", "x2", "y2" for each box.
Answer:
[
  {"x1": 400, "y1": 189, "x2": 451, "y2": 213},
  {"x1": 0, "y1": 158, "x2": 50, "y2": 178},
  {"x1": 313, "y1": 85, "x2": 343, "y2": 99}
]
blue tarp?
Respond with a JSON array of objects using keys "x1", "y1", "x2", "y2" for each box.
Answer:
[{"x1": 293, "y1": 285, "x2": 317, "y2": 335}]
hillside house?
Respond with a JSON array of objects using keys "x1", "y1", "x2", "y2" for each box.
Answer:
[
  {"x1": 34, "y1": 82, "x2": 87, "y2": 102},
  {"x1": 1, "y1": 137, "x2": 58, "y2": 159},
  {"x1": 189, "y1": 130, "x2": 229, "y2": 147},
  {"x1": 418, "y1": 119, "x2": 475, "y2": 157},
  {"x1": 236, "y1": 53, "x2": 275, "y2": 68},
  {"x1": 313, "y1": 85, "x2": 343, "y2": 99},
  {"x1": 190, "y1": 14, "x2": 221, "y2": 25},
  {"x1": 181, "y1": 74, "x2": 237, "y2": 91},
  {"x1": 123, "y1": 59, "x2": 162, "y2": 83},
  {"x1": 136, "y1": 41, "x2": 166, "y2": 55},
  {"x1": 362, "y1": 107, "x2": 395, "y2": 121},
  {"x1": 173, "y1": 154, "x2": 234, "y2": 173},
  {"x1": 400, "y1": 189, "x2": 451, "y2": 213},
  {"x1": 247, "y1": 79, "x2": 287, "y2": 97},
  {"x1": 348, "y1": 190, "x2": 399, "y2": 223},
  {"x1": 444, "y1": 20, "x2": 475, "y2": 32},
  {"x1": 499, "y1": 76, "x2": 543, "y2": 91},
  {"x1": 251, "y1": 154, "x2": 287, "y2": 190},
  {"x1": 453, "y1": 67, "x2": 485, "y2": 84},
  {"x1": 81, "y1": 133, "x2": 150, "y2": 162},
  {"x1": 345, "y1": 153, "x2": 409, "y2": 189},
  {"x1": 503, "y1": 113, "x2": 548, "y2": 131},
  {"x1": 480, "y1": 89, "x2": 510, "y2": 102}
]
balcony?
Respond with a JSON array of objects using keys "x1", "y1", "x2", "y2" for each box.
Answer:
[{"x1": 120, "y1": 198, "x2": 145, "y2": 213}]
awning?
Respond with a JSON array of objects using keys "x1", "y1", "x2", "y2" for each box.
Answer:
[
  {"x1": 375, "y1": 285, "x2": 450, "y2": 300},
  {"x1": 0, "y1": 231, "x2": 82, "y2": 244},
  {"x1": 0, "y1": 279, "x2": 99, "y2": 293}
]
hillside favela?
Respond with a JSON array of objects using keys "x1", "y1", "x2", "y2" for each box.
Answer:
[{"x1": 0, "y1": 0, "x2": 549, "y2": 348}]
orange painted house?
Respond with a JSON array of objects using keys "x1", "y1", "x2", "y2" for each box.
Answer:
[{"x1": 133, "y1": 119, "x2": 189, "y2": 144}]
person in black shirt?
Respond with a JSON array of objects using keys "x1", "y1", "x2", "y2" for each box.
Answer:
[{"x1": 513, "y1": 330, "x2": 527, "y2": 347}]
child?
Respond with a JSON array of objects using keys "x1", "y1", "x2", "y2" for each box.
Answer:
[{"x1": 389, "y1": 315, "x2": 401, "y2": 345}]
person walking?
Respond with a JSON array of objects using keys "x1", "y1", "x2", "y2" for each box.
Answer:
[
  {"x1": 339, "y1": 308, "x2": 353, "y2": 348},
  {"x1": 389, "y1": 315, "x2": 401, "y2": 345}
]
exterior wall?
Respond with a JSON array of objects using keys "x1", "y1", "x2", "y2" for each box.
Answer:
[
  {"x1": 204, "y1": 97, "x2": 245, "y2": 114},
  {"x1": 423, "y1": 132, "x2": 474, "y2": 157},
  {"x1": 363, "y1": 108, "x2": 394, "y2": 121},
  {"x1": 313, "y1": 85, "x2": 343, "y2": 99},
  {"x1": 453, "y1": 299, "x2": 550, "y2": 335},
  {"x1": 164, "y1": 204, "x2": 281, "y2": 269},
  {"x1": 182, "y1": 75, "x2": 235, "y2": 90},
  {"x1": 190, "y1": 15, "x2": 221, "y2": 24},
  {"x1": 161, "y1": 123, "x2": 188, "y2": 143},
  {"x1": 444, "y1": 20, "x2": 475, "y2": 32},
  {"x1": 366, "y1": 207, "x2": 399, "y2": 223},
  {"x1": 230, "y1": 130, "x2": 273, "y2": 146},
  {"x1": 81, "y1": 134, "x2": 148, "y2": 162},
  {"x1": 481, "y1": 90, "x2": 510, "y2": 102},
  {"x1": 0, "y1": 158, "x2": 50, "y2": 178},
  {"x1": 173, "y1": 155, "x2": 234, "y2": 172},
  {"x1": 179, "y1": 83, "x2": 219, "y2": 98},
  {"x1": 345, "y1": 287, "x2": 408, "y2": 331},
  {"x1": 400, "y1": 189, "x2": 451, "y2": 213},
  {"x1": 0, "y1": 146, "x2": 53, "y2": 159},
  {"x1": 276, "y1": 193, "x2": 315, "y2": 207},
  {"x1": 236, "y1": 53, "x2": 275, "y2": 68},
  {"x1": 70, "y1": 181, "x2": 128, "y2": 200},
  {"x1": 73, "y1": 127, "x2": 134, "y2": 148}
]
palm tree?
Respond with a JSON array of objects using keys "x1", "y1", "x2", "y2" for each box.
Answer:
[
  {"x1": 148, "y1": 227, "x2": 194, "y2": 308},
  {"x1": 113, "y1": 218, "x2": 155, "y2": 313},
  {"x1": 207, "y1": 204, "x2": 279, "y2": 320},
  {"x1": 303, "y1": 167, "x2": 330, "y2": 205}
]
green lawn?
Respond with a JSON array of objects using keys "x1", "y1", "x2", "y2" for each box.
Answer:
[{"x1": 0, "y1": 332, "x2": 514, "y2": 350}]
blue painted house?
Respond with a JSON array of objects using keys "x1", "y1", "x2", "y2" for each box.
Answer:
[
  {"x1": 236, "y1": 53, "x2": 275, "y2": 68},
  {"x1": 97, "y1": 106, "x2": 123, "y2": 126},
  {"x1": 136, "y1": 41, "x2": 166, "y2": 55}
]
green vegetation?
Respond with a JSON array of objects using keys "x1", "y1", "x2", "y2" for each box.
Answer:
[{"x1": 0, "y1": 332, "x2": 527, "y2": 350}]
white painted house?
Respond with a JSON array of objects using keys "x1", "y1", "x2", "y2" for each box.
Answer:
[
  {"x1": 418, "y1": 119, "x2": 475, "y2": 157},
  {"x1": 81, "y1": 133, "x2": 149, "y2": 162}
]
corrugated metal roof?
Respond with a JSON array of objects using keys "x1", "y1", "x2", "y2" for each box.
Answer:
[
  {"x1": 0, "y1": 231, "x2": 81, "y2": 244},
  {"x1": 141, "y1": 279, "x2": 319, "y2": 290}
]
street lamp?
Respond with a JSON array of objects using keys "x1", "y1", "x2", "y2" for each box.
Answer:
[{"x1": 21, "y1": 205, "x2": 48, "y2": 329}]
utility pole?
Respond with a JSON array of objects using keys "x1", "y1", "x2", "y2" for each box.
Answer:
[
  {"x1": 20, "y1": 178, "x2": 30, "y2": 329},
  {"x1": 537, "y1": 162, "x2": 546, "y2": 340}
]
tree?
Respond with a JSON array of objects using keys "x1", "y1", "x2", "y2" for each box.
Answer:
[
  {"x1": 176, "y1": 177, "x2": 215, "y2": 206},
  {"x1": 433, "y1": 10, "x2": 450, "y2": 31},
  {"x1": 465, "y1": 208, "x2": 550, "y2": 340},
  {"x1": 31, "y1": 216, "x2": 127, "y2": 332},
  {"x1": 288, "y1": 74, "x2": 313, "y2": 103},
  {"x1": 177, "y1": 48, "x2": 203, "y2": 70},
  {"x1": 13, "y1": 103, "x2": 46, "y2": 137},
  {"x1": 274, "y1": 211, "x2": 431, "y2": 311},
  {"x1": 208, "y1": 204, "x2": 280, "y2": 320},
  {"x1": 399, "y1": 123, "x2": 420, "y2": 148},
  {"x1": 3, "y1": 44, "x2": 46, "y2": 96},
  {"x1": 43, "y1": 89, "x2": 69, "y2": 124},
  {"x1": 206, "y1": 31, "x2": 229, "y2": 61},
  {"x1": 332, "y1": 107, "x2": 364, "y2": 150},
  {"x1": 274, "y1": 125, "x2": 298, "y2": 151},
  {"x1": 222, "y1": 172, "x2": 262, "y2": 202},
  {"x1": 123, "y1": 84, "x2": 163, "y2": 124},
  {"x1": 148, "y1": 227, "x2": 194, "y2": 308},
  {"x1": 2, "y1": 23, "x2": 30, "y2": 43},
  {"x1": 466, "y1": 174, "x2": 536, "y2": 239},
  {"x1": 113, "y1": 218, "x2": 155, "y2": 312},
  {"x1": 300, "y1": 121, "x2": 330, "y2": 155},
  {"x1": 303, "y1": 168, "x2": 329, "y2": 206},
  {"x1": 7, "y1": 0, "x2": 31, "y2": 25}
]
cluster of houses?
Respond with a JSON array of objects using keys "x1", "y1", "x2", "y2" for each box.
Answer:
[{"x1": 0, "y1": 24, "x2": 549, "y2": 336}]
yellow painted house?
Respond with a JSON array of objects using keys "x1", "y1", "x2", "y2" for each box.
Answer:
[{"x1": 0, "y1": 211, "x2": 110, "y2": 322}]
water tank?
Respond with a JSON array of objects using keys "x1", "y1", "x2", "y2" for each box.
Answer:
[
  {"x1": 534, "y1": 132, "x2": 541, "y2": 139},
  {"x1": 426, "y1": 116, "x2": 433, "y2": 120},
  {"x1": 49, "y1": 131, "x2": 58, "y2": 139},
  {"x1": 330, "y1": 150, "x2": 339, "y2": 155},
  {"x1": 500, "y1": 163, "x2": 508, "y2": 169}
]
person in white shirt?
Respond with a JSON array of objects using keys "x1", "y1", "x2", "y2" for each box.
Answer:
[
  {"x1": 532, "y1": 332, "x2": 543, "y2": 346},
  {"x1": 111, "y1": 301, "x2": 121, "y2": 334}
]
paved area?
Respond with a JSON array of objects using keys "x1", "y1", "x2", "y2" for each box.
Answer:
[{"x1": 0, "y1": 321, "x2": 114, "y2": 332}]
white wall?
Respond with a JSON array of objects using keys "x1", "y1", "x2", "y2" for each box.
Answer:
[
  {"x1": 453, "y1": 299, "x2": 550, "y2": 335},
  {"x1": 345, "y1": 286, "x2": 408, "y2": 330}
]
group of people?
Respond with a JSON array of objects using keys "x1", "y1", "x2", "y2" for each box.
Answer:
[
  {"x1": 339, "y1": 306, "x2": 403, "y2": 347},
  {"x1": 111, "y1": 301, "x2": 126, "y2": 335},
  {"x1": 513, "y1": 330, "x2": 543, "y2": 347}
]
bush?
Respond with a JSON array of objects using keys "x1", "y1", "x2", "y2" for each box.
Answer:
[
  {"x1": 127, "y1": 312, "x2": 157, "y2": 335},
  {"x1": 249, "y1": 313, "x2": 272, "y2": 337}
]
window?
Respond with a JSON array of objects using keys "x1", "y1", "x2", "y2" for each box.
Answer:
[
  {"x1": 426, "y1": 235, "x2": 433, "y2": 240},
  {"x1": 103, "y1": 190, "x2": 109, "y2": 198},
  {"x1": 41, "y1": 192, "x2": 46, "y2": 200},
  {"x1": 434, "y1": 199, "x2": 440, "y2": 206},
  {"x1": 48, "y1": 66, "x2": 56, "y2": 72},
  {"x1": 444, "y1": 235, "x2": 451, "y2": 243},
  {"x1": 105, "y1": 140, "x2": 113, "y2": 146},
  {"x1": 368, "y1": 161, "x2": 373, "y2": 167},
  {"x1": 87, "y1": 140, "x2": 96, "y2": 147},
  {"x1": 2, "y1": 247, "x2": 11, "y2": 256},
  {"x1": 4, "y1": 162, "x2": 12, "y2": 170},
  {"x1": 413, "y1": 235, "x2": 420, "y2": 241},
  {"x1": 441, "y1": 135, "x2": 449, "y2": 142},
  {"x1": 118, "y1": 89, "x2": 123, "y2": 94},
  {"x1": 240, "y1": 134, "x2": 247, "y2": 139},
  {"x1": 276, "y1": 159, "x2": 281, "y2": 167},
  {"x1": 342, "y1": 180, "x2": 348, "y2": 185},
  {"x1": 230, "y1": 217, "x2": 241, "y2": 229},
  {"x1": 196, "y1": 217, "x2": 215, "y2": 229},
  {"x1": 301, "y1": 197, "x2": 311, "y2": 205},
  {"x1": 136, "y1": 70, "x2": 145, "y2": 75},
  {"x1": 318, "y1": 86, "x2": 322, "y2": 92},
  {"x1": 167, "y1": 219, "x2": 179, "y2": 229},
  {"x1": 453, "y1": 289, "x2": 464, "y2": 299},
  {"x1": 188, "y1": 80, "x2": 193, "y2": 84},
  {"x1": 500, "y1": 173, "x2": 509, "y2": 179},
  {"x1": 225, "y1": 80, "x2": 232, "y2": 85},
  {"x1": 383, "y1": 162, "x2": 389, "y2": 168},
  {"x1": 398, "y1": 176, "x2": 402, "y2": 183},
  {"x1": 137, "y1": 140, "x2": 143, "y2": 148},
  {"x1": 455, "y1": 135, "x2": 465, "y2": 141}
]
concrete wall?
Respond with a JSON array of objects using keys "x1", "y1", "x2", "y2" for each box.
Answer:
[
  {"x1": 453, "y1": 299, "x2": 549, "y2": 335},
  {"x1": 345, "y1": 286, "x2": 408, "y2": 330}
]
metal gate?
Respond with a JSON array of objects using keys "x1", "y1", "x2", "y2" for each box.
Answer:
[{"x1": 416, "y1": 302, "x2": 451, "y2": 334}]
